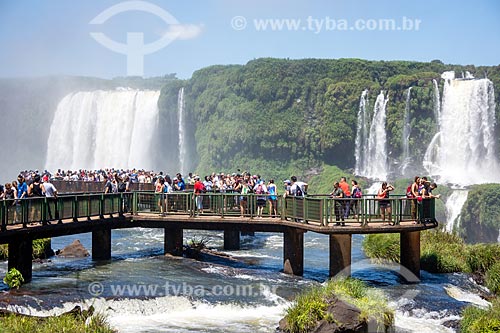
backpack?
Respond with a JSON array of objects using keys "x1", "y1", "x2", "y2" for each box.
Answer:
[
  {"x1": 406, "y1": 184, "x2": 414, "y2": 198},
  {"x1": 295, "y1": 184, "x2": 303, "y2": 197},
  {"x1": 353, "y1": 188, "x2": 362, "y2": 198},
  {"x1": 118, "y1": 181, "x2": 127, "y2": 193}
]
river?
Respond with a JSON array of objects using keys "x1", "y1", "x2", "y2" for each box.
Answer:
[{"x1": 0, "y1": 228, "x2": 489, "y2": 332}]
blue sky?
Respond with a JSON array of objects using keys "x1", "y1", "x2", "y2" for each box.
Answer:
[{"x1": 0, "y1": 0, "x2": 499, "y2": 79}]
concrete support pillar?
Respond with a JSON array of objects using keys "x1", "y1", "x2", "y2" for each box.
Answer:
[
  {"x1": 224, "y1": 230, "x2": 240, "y2": 250},
  {"x1": 92, "y1": 228, "x2": 112, "y2": 260},
  {"x1": 8, "y1": 238, "x2": 33, "y2": 283},
  {"x1": 164, "y1": 228, "x2": 184, "y2": 256},
  {"x1": 283, "y1": 228, "x2": 304, "y2": 276},
  {"x1": 329, "y1": 234, "x2": 352, "y2": 277},
  {"x1": 400, "y1": 231, "x2": 421, "y2": 282}
]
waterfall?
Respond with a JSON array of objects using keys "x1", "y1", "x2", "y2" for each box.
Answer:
[
  {"x1": 356, "y1": 91, "x2": 389, "y2": 180},
  {"x1": 445, "y1": 190, "x2": 469, "y2": 233},
  {"x1": 432, "y1": 79, "x2": 441, "y2": 125},
  {"x1": 400, "y1": 87, "x2": 412, "y2": 176},
  {"x1": 354, "y1": 89, "x2": 369, "y2": 176},
  {"x1": 177, "y1": 87, "x2": 187, "y2": 174},
  {"x1": 423, "y1": 71, "x2": 500, "y2": 185},
  {"x1": 45, "y1": 89, "x2": 160, "y2": 171}
]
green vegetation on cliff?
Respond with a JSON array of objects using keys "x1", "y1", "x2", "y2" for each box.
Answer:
[
  {"x1": 157, "y1": 58, "x2": 500, "y2": 177},
  {"x1": 458, "y1": 184, "x2": 500, "y2": 243}
]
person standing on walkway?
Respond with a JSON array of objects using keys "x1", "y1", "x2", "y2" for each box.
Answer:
[
  {"x1": 42, "y1": 179, "x2": 58, "y2": 221},
  {"x1": 377, "y1": 182, "x2": 394, "y2": 225},
  {"x1": 267, "y1": 179, "x2": 278, "y2": 217},
  {"x1": 339, "y1": 177, "x2": 351, "y2": 219},
  {"x1": 28, "y1": 174, "x2": 44, "y2": 222},
  {"x1": 193, "y1": 176, "x2": 205, "y2": 216},
  {"x1": 330, "y1": 182, "x2": 345, "y2": 226}
]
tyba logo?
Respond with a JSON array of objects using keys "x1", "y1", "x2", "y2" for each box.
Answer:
[{"x1": 89, "y1": 1, "x2": 180, "y2": 76}]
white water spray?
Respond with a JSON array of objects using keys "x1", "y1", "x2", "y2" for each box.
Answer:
[
  {"x1": 432, "y1": 79, "x2": 441, "y2": 126},
  {"x1": 423, "y1": 71, "x2": 500, "y2": 185},
  {"x1": 45, "y1": 89, "x2": 160, "y2": 171},
  {"x1": 354, "y1": 89, "x2": 369, "y2": 176},
  {"x1": 356, "y1": 91, "x2": 389, "y2": 180},
  {"x1": 178, "y1": 87, "x2": 187, "y2": 174},
  {"x1": 401, "y1": 87, "x2": 412, "y2": 175},
  {"x1": 445, "y1": 190, "x2": 469, "y2": 233}
]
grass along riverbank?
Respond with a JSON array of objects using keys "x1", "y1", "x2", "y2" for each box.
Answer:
[
  {"x1": 363, "y1": 229, "x2": 500, "y2": 332},
  {"x1": 282, "y1": 277, "x2": 394, "y2": 333},
  {"x1": 0, "y1": 308, "x2": 115, "y2": 333}
]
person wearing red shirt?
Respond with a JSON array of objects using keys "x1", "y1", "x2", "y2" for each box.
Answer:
[
  {"x1": 339, "y1": 177, "x2": 352, "y2": 219},
  {"x1": 193, "y1": 176, "x2": 205, "y2": 215}
]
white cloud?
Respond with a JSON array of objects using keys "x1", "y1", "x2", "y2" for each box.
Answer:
[{"x1": 164, "y1": 24, "x2": 204, "y2": 40}]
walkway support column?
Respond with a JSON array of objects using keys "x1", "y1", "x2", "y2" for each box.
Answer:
[
  {"x1": 329, "y1": 234, "x2": 352, "y2": 277},
  {"x1": 283, "y1": 228, "x2": 304, "y2": 276},
  {"x1": 400, "y1": 231, "x2": 421, "y2": 282},
  {"x1": 92, "y1": 228, "x2": 112, "y2": 260},
  {"x1": 165, "y1": 227, "x2": 183, "y2": 256},
  {"x1": 8, "y1": 238, "x2": 33, "y2": 283},
  {"x1": 224, "y1": 230, "x2": 240, "y2": 250}
]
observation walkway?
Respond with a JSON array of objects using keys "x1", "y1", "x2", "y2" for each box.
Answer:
[{"x1": 0, "y1": 191, "x2": 438, "y2": 283}]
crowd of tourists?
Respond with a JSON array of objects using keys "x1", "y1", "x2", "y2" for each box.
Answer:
[{"x1": 1, "y1": 168, "x2": 440, "y2": 225}]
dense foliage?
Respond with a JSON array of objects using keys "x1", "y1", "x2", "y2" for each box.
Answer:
[
  {"x1": 459, "y1": 184, "x2": 500, "y2": 243},
  {"x1": 158, "y1": 58, "x2": 500, "y2": 179},
  {"x1": 0, "y1": 238, "x2": 53, "y2": 260},
  {"x1": 363, "y1": 230, "x2": 500, "y2": 290},
  {"x1": 3, "y1": 268, "x2": 24, "y2": 289}
]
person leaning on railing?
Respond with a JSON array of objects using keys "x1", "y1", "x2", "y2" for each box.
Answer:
[{"x1": 377, "y1": 182, "x2": 394, "y2": 225}]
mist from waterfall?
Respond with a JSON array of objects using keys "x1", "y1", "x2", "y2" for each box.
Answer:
[
  {"x1": 423, "y1": 71, "x2": 500, "y2": 186},
  {"x1": 432, "y1": 79, "x2": 441, "y2": 125},
  {"x1": 178, "y1": 87, "x2": 187, "y2": 175},
  {"x1": 45, "y1": 89, "x2": 160, "y2": 171},
  {"x1": 400, "y1": 87, "x2": 412, "y2": 176},
  {"x1": 355, "y1": 91, "x2": 389, "y2": 180}
]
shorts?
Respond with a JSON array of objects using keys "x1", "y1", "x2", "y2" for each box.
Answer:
[
  {"x1": 379, "y1": 201, "x2": 391, "y2": 208},
  {"x1": 257, "y1": 199, "x2": 266, "y2": 207}
]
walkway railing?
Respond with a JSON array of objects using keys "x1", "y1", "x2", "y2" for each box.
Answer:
[{"x1": 0, "y1": 192, "x2": 437, "y2": 231}]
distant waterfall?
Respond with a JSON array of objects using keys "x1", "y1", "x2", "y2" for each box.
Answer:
[
  {"x1": 45, "y1": 89, "x2": 160, "y2": 171},
  {"x1": 356, "y1": 91, "x2": 389, "y2": 180},
  {"x1": 178, "y1": 87, "x2": 187, "y2": 174},
  {"x1": 400, "y1": 87, "x2": 412, "y2": 176},
  {"x1": 424, "y1": 71, "x2": 500, "y2": 185},
  {"x1": 354, "y1": 90, "x2": 369, "y2": 175},
  {"x1": 445, "y1": 190, "x2": 469, "y2": 233},
  {"x1": 432, "y1": 79, "x2": 441, "y2": 125}
]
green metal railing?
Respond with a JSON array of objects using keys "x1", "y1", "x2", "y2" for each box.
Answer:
[{"x1": 0, "y1": 191, "x2": 436, "y2": 231}]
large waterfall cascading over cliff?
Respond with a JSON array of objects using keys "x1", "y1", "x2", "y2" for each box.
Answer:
[
  {"x1": 432, "y1": 79, "x2": 441, "y2": 125},
  {"x1": 354, "y1": 89, "x2": 369, "y2": 176},
  {"x1": 178, "y1": 87, "x2": 187, "y2": 175},
  {"x1": 355, "y1": 91, "x2": 389, "y2": 180},
  {"x1": 423, "y1": 71, "x2": 500, "y2": 185},
  {"x1": 400, "y1": 87, "x2": 412, "y2": 176},
  {"x1": 45, "y1": 89, "x2": 160, "y2": 171}
]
